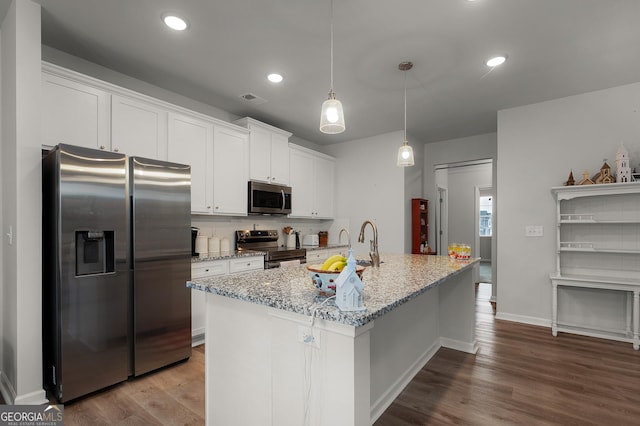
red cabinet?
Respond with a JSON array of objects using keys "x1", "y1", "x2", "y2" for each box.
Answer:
[{"x1": 411, "y1": 198, "x2": 430, "y2": 254}]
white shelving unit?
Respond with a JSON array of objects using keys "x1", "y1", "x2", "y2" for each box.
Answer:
[{"x1": 550, "y1": 182, "x2": 640, "y2": 350}]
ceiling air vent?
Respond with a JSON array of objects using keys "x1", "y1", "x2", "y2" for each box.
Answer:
[{"x1": 239, "y1": 92, "x2": 267, "y2": 105}]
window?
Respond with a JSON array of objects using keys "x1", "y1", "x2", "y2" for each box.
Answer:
[{"x1": 479, "y1": 196, "x2": 492, "y2": 237}]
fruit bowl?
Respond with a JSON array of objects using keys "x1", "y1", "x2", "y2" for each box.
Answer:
[{"x1": 307, "y1": 264, "x2": 365, "y2": 295}]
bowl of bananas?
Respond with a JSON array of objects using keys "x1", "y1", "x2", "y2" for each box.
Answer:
[{"x1": 307, "y1": 254, "x2": 365, "y2": 295}]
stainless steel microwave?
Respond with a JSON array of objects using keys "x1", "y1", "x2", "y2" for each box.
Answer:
[{"x1": 248, "y1": 181, "x2": 292, "y2": 215}]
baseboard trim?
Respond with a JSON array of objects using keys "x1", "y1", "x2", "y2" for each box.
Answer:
[
  {"x1": 495, "y1": 311, "x2": 550, "y2": 328},
  {"x1": 14, "y1": 389, "x2": 48, "y2": 405},
  {"x1": 192, "y1": 333, "x2": 205, "y2": 347},
  {"x1": 370, "y1": 340, "x2": 441, "y2": 423},
  {"x1": 441, "y1": 337, "x2": 479, "y2": 354},
  {"x1": 0, "y1": 371, "x2": 48, "y2": 405}
]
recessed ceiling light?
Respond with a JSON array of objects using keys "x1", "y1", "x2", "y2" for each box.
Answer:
[
  {"x1": 162, "y1": 14, "x2": 189, "y2": 31},
  {"x1": 267, "y1": 73, "x2": 283, "y2": 83},
  {"x1": 486, "y1": 56, "x2": 507, "y2": 67}
]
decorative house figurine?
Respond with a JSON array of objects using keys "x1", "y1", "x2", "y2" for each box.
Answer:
[
  {"x1": 564, "y1": 170, "x2": 575, "y2": 186},
  {"x1": 615, "y1": 144, "x2": 632, "y2": 183},
  {"x1": 591, "y1": 162, "x2": 615, "y2": 184},
  {"x1": 335, "y1": 249, "x2": 365, "y2": 312},
  {"x1": 577, "y1": 170, "x2": 594, "y2": 185}
]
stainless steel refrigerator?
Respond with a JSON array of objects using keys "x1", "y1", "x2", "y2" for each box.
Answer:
[{"x1": 43, "y1": 144, "x2": 192, "y2": 403}]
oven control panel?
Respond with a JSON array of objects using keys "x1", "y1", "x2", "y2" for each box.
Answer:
[{"x1": 236, "y1": 229, "x2": 278, "y2": 242}]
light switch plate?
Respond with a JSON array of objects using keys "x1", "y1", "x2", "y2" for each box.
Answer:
[{"x1": 525, "y1": 225, "x2": 543, "y2": 237}]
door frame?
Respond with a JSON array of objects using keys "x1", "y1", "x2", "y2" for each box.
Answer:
[{"x1": 435, "y1": 186, "x2": 448, "y2": 256}]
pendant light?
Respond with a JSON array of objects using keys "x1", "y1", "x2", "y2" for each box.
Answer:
[
  {"x1": 397, "y1": 61, "x2": 415, "y2": 167},
  {"x1": 319, "y1": 0, "x2": 345, "y2": 134}
]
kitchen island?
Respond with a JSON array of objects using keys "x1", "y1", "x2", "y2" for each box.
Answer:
[{"x1": 188, "y1": 254, "x2": 479, "y2": 426}]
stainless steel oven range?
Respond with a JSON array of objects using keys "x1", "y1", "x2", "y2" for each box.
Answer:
[{"x1": 236, "y1": 229, "x2": 306, "y2": 269}]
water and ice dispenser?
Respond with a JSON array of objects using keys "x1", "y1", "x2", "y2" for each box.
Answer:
[{"x1": 75, "y1": 230, "x2": 115, "y2": 276}]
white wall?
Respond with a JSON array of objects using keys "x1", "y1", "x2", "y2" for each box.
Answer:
[
  {"x1": 403, "y1": 141, "x2": 424, "y2": 253},
  {"x1": 326, "y1": 131, "x2": 407, "y2": 257},
  {"x1": 424, "y1": 133, "x2": 497, "y2": 298},
  {"x1": 446, "y1": 163, "x2": 492, "y2": 257},
  {"x1": 423, "y1": 133, "x2": 497, "y2": 251},
  {"x1": 0, "y1": 8, "x2": 4, "y2": 401},
  {"x1": 479, "y1": 237, "x2": 491, "y2": 261},
  {"x1": 1, "y1": 0, "x2": 47, "y2": 404},
  {"x1": 497, "y1": 81, "x2": 640, "y2": 327}
]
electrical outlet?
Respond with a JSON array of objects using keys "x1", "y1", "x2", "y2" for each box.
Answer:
[
  {"x1": 525, "y1": 225, "x2": 543, "y2": 237},
  {"x1": 298, "y1": 326, "x2": 320, "y2": 348}
]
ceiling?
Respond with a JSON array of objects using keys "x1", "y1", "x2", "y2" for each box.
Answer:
[{"x1": 30, "y1": 0, "x2": 640, "y2": 145}]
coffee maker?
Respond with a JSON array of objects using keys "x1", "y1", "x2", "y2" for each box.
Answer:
[{"x1": 191, "y1": 227, "x2": 199, "y2": 256}]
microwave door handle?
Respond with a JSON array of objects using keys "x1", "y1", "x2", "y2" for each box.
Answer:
[{"x1": 281, "y1": 189, "x2": 285, "y2": 211}]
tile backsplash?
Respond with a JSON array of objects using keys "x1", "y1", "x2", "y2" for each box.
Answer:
[{"x1": 191, "y1": 215, "x2": 351, "y2": 249}]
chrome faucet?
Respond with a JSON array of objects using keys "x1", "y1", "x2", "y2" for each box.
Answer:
[
  {"x1": 338, "y1": 228, "x2": 351, "y2": 248},
  {"x1": 358, "y1": 220, "x2": 380, "y2": 267}
]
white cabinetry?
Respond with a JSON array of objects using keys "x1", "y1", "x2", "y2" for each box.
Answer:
[
  {"x1": 289, "y1": 145, "x2": 335, "y2": 219},
  {"x1": 42, "y1": 72, "x2": 110, "y2": 150},
  {"x1": 190, "y1": 255, "x2": 264, "y2": 344},
  {"x1": 306, "y1": 247, "x2": 348, "y2": 264},
  {"x1": 212, "y1": 125, "x2": 249, "y2": 215},
  {"x1": 111, "y1": 95, "x2": 168, "y2": 160},
  {"x1": 550, "y1": 182, "x2": 640, "y2": 349},
  {"x1": 234, "y1": 117, "x2": 292, "y2": 185},
  {"x1": 168, "y1": 112, "x2": 214, "y2": 214},
  {"x1": 313, "y1": 155, "x2": 335, "y2": 218},
  {"x1": 42, "y1": 63, "x2": 252, "y2": 217},
  {"x1": 191, "y1": 260, "x2": 229, "y2": 341},
  {"x1": 229, "y1": 256, "x2": 265, "y2": 274}
]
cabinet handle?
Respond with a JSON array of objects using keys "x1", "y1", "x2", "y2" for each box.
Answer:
[
  {"x1": 207, "y1": 206, "x2": 211, "y2": 209},
  {"x1": 205, "y1": 269, "x2": 210, "y2": 272},
  {"x1": 113, "y1": 147, "x2": 119, "y2": 152},
  {"x1": 99, "y1": 145, "x2": 106, "y2": 150},
  {"x1": 215, "y1": 206, "x2": 219, "y2": 210}
]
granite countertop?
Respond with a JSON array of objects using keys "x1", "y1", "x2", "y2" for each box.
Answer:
[
  {"x1": 192, "y1": 250, "x2": 266, "y2": 263},
  {"x1": 188, "y1": 253, "x2": 479, "y2": 327}
]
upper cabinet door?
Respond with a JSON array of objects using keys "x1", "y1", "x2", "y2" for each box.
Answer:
[
  {"x1": 111, "y1": 95, "x2": 168, "y2": 160},
  {"x1": 212, "y1": 125, "x2": 249, "y2": 215},
  {"x1": 314, "y1": 156, "x2": 335, "y2": 219},
  {"x1": 42, "y1": 73, "x2": 110, "y2": 150},
  {"x1": 168, "y1": 112, "x2": 213, "y2": 215},
  {"x1": 289, "y1": 146, "x2": 336, "y2": 219},
  {"x1": 289, "y1": 148, "x2": 315, "y2": 218},
  {"x1": 235, "y1": 117, "x2": 291, "y2": 185},
  {"x1": 248, "y1": 125, "x2": 272, "y2": 183},
  {"x1": 269, "y1": 133, "x2": 290, "y2": 185}
]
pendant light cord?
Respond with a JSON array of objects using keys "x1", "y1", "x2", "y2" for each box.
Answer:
[
  {"x1": 403, "y1": 69, "x2": 407, "y2": 142},
  {"x1": 330, "y1": 0, "x2": 334, "y2": 92}
]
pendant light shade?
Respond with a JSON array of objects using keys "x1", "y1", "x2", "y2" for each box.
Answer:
[
  {"x1": 320, "y1": 91, "x2": 345, "y2": 134},
  {"x1": 320, "y1": 0, "x2": 345, "y2": 134},
  {"x1": 397, "y1": 61, "x2": 415, "y2": 167},
  {"x1": 397, "y1": 141, "x2": 415, "y2": 166}
]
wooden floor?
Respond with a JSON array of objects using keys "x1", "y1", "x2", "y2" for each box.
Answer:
[
  {"x1": 374, "y1": 284, "x2": 640, "y2": 425},
  {"x1": 53, "y1": 284, "x2": 640, "y2": 425},
  {"x1": 60, "y1": 345, "x2": 205, "y2": 425}
]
